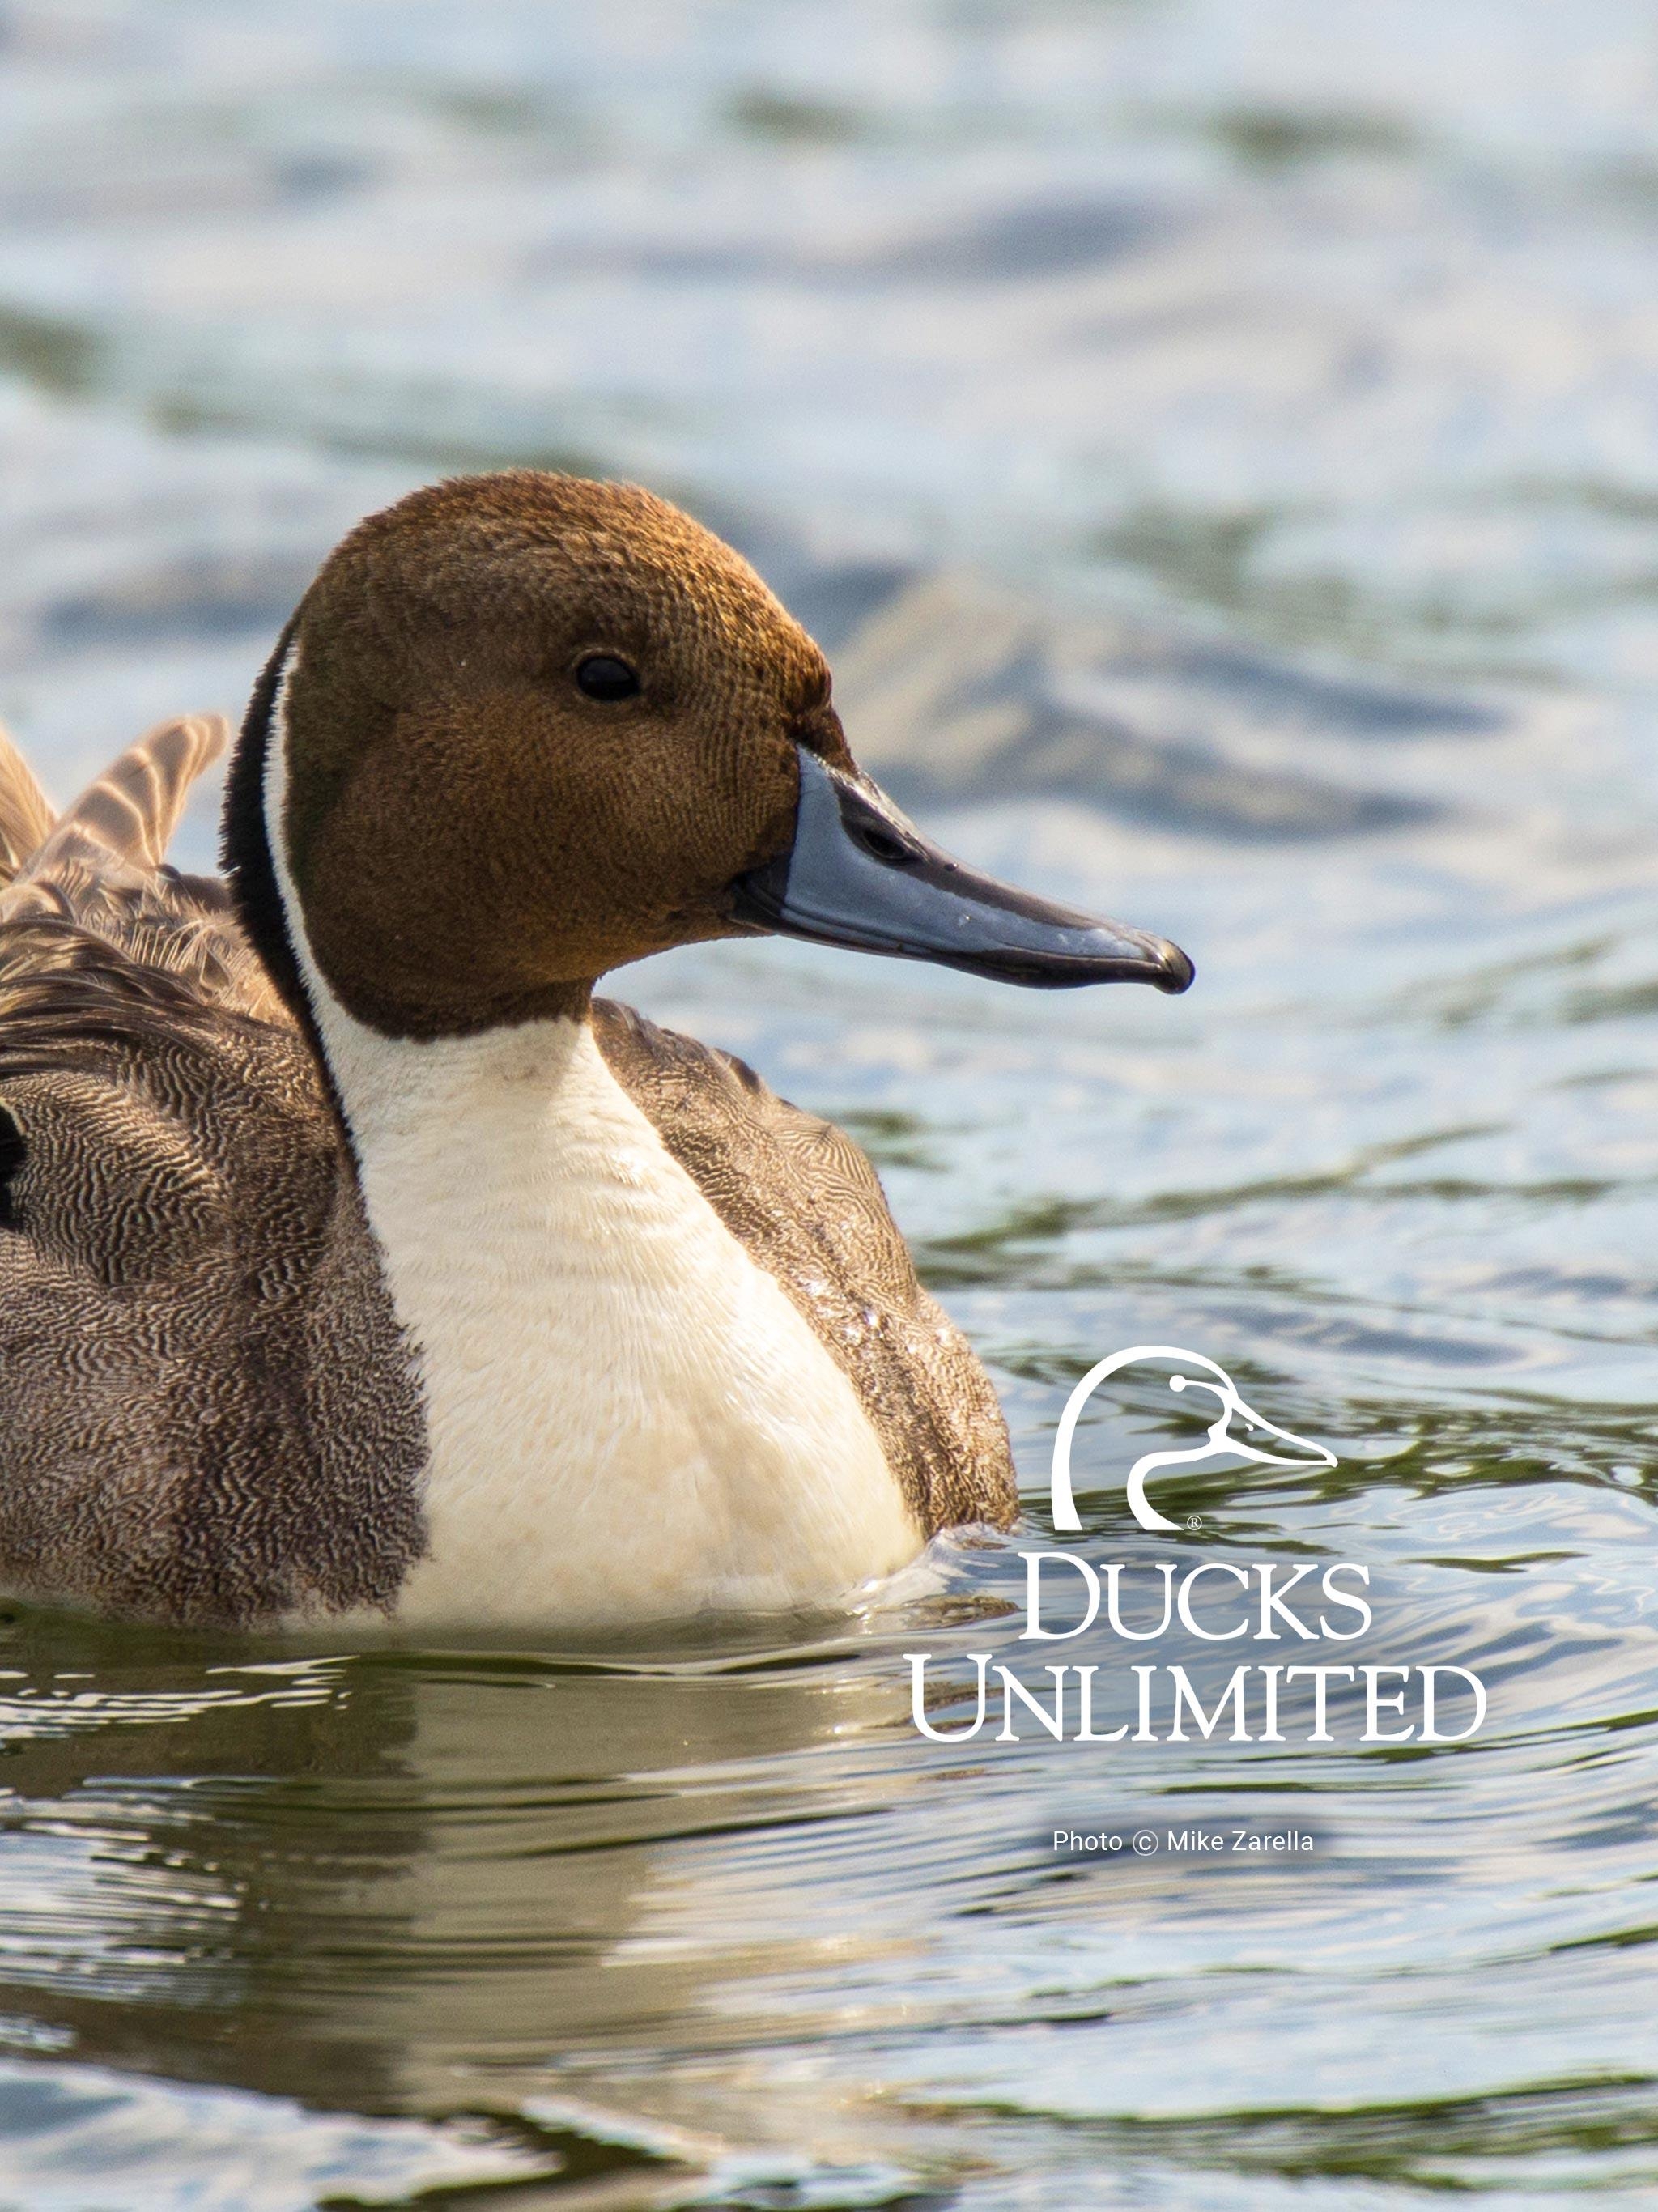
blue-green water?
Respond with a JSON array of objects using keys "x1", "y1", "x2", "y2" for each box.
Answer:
[{"x1": 0, "y1": 2, "x2": 1656, "y2": 2203}]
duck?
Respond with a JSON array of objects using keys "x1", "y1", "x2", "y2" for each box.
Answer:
[{"x1": 0, "y1": 471, "x2": 1192, "y2": 1633}]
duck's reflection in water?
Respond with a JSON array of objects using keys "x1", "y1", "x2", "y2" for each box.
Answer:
[{"x1": 0, "y1": 1604, "x2": 920, "y2": 2134}]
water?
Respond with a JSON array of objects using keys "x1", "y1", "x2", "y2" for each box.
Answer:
[{"x1": 0, "y1": 1, "x2": 1656, "y2": 2202}]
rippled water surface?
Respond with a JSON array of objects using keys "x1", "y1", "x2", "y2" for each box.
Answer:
[{"x1": 1, "y1": 2, "x2": 1656, "y2": 2204}]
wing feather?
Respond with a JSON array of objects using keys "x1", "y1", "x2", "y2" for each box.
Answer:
[{"x1": 0, "y1": 721, "x2": 55, "y2": 886}]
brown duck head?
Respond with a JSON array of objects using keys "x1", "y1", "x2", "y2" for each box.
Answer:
[{"x1": 226, "y1": 470, "x2": 1192, "y2": 1040}]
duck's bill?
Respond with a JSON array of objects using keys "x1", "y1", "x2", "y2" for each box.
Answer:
[{"x1": 732, "y1": 747, "x2": 1194, "y2": 993}]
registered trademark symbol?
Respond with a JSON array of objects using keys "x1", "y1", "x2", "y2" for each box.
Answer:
[{"x1": 1185, "y1": 1516, "x2": 1203, "y2": 1532}]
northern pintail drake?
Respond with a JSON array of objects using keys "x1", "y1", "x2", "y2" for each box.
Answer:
[{"x1": 0, "y1": 473, "x2": 1192, "y2": 1631}]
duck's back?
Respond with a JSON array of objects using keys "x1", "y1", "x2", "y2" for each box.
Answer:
[{"x1": 0, "y1": 720, "x2": 426, "y2": 1623}]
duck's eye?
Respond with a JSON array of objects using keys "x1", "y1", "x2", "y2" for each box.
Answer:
[{"x1": 575, "y1": 654, "x2": 640, "y2": 702}]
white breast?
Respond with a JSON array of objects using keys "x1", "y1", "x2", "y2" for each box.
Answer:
[
  {"x1": 323, "y1": 1010, "x2": 918, "y2": 1629},
  {"x1": 263, "y1": 692, "x2": 918, "y2": 1631}
]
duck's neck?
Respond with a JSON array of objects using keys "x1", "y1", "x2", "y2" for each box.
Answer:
[{"x1": 231, "y1": 649, "x2": 914, "y2": 1627}]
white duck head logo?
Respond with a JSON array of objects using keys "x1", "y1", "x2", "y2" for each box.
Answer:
[{"x1": 1049, "y1": 1346, "x2": 1336, "y2": 1534}]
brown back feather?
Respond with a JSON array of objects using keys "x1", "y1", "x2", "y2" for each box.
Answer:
[
  {"x1": 0, "y1": 714, "x2": 286, "y2": 1023},
  {"x1": 13, "y1": 713, "x2": 227, "y2": 891},
  {"x1": 0, "y1": 722, "x2": 56, "y2": 887}
]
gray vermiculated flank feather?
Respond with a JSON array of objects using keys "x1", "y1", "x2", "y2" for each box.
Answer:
[{"x1": 0, "y1": 717, "x2": 427, "y2": 1627}]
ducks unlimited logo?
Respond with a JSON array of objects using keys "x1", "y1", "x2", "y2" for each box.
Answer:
[{"x1": 906, "y1": 1348, "x2": 1490, "y2": 1746}]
